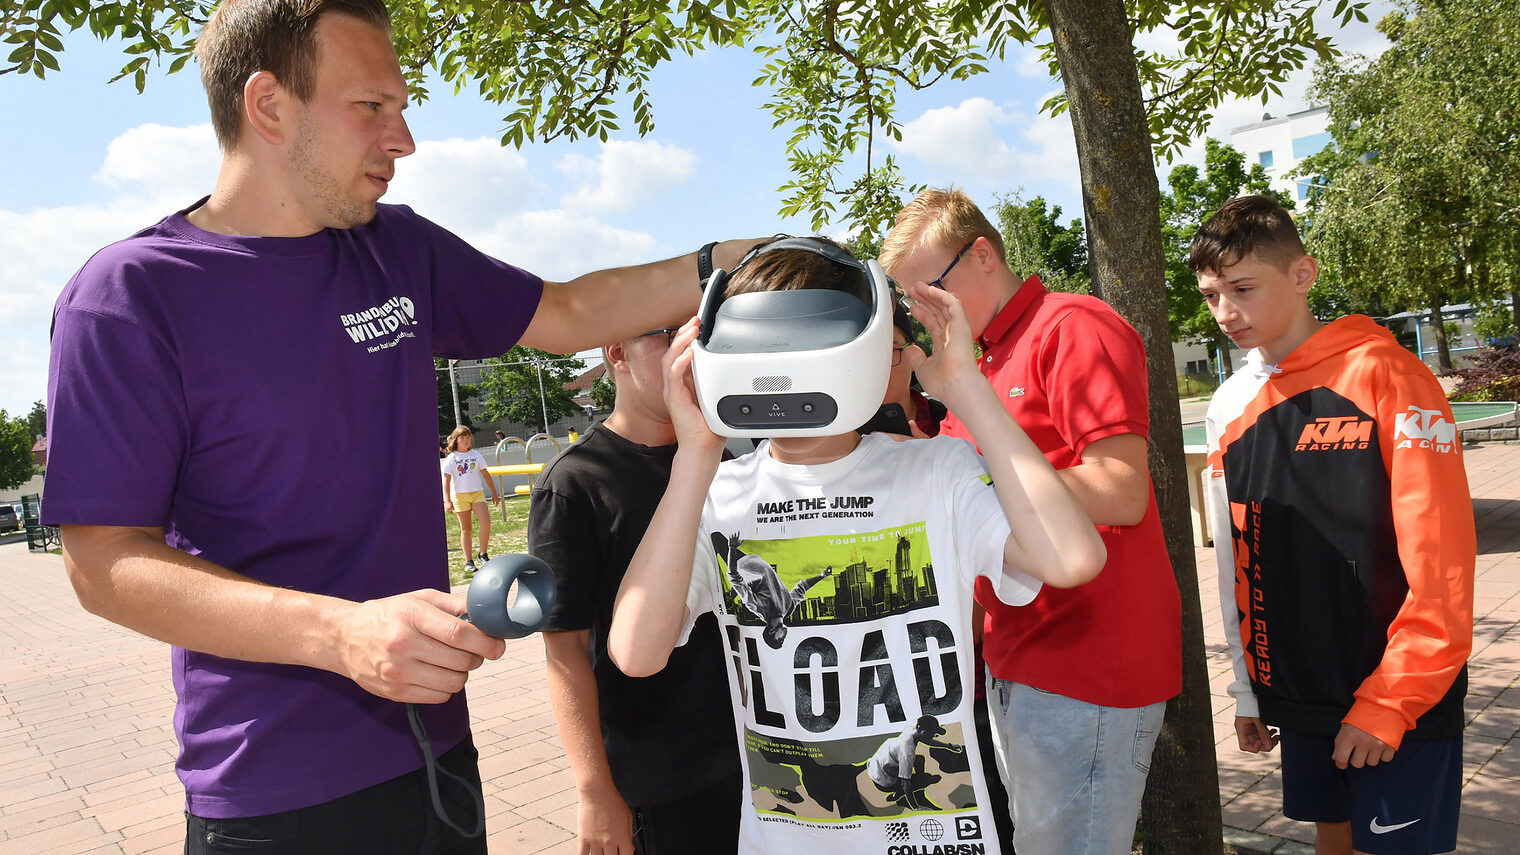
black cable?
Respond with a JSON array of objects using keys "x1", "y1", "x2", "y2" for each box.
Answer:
[{"x1": 405, "y1": 702, "x2": 485, "y2": 839}]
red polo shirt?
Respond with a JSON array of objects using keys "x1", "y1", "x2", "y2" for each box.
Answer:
[{"x1": 942, "y1": 276, "x2": 1182, "y2": 708}]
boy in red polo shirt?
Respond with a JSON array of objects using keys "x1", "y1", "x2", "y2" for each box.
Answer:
[{"x1": 879, "y1": 188, "x2": 1182, "y2": 855}]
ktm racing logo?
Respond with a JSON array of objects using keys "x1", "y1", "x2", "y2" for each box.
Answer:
[
  {"x1": 1393, "y1": 406, "x2": 1458, "y2": 454},
  {"x1": 1295, "y1": 416, "x2": 1373, "y2": 451}
]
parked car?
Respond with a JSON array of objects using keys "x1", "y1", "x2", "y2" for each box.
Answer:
[{"x1": 0, "y1": 504, "x2": 18, "y2": 532}]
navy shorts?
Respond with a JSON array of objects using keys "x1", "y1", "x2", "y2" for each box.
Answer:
[{"x1": 1279, "y1": 730, "x2": 1460, "y2": 855}]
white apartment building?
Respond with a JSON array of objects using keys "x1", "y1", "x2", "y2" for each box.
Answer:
[{"x1": 1229, "y1": 106, "x2": 1334, "y2": 203}]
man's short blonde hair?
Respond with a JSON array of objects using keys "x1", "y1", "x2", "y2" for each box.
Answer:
[{"x1": 879, "y1": 188, "x2": 1006, "y2": 276}]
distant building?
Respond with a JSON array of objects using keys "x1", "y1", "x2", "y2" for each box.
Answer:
[
  {"x1": 564, "y1": 363, "x2": 607, "y2": 413},
  {"x1": 1229, "y1": 106, "x2": 1334, "y2": 203}
]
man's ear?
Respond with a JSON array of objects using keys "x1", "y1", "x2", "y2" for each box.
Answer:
[
  {"x1": 243, "y1": 70, "x2": 289, "y2": 146},
  {"x1": 1293, "y1": 255, "x2": 1320, "y2": 295}
]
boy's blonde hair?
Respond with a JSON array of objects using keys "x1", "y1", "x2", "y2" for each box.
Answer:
[
  {"x1": 445, "y1": 425, "x2": 472, "y2": 452},
  {"x1": 879, "y1": 188, "x2": 1006, "y2": 276},
  {"x1": 1188, "y1": 195, "x2": 1306, "y2": 275},
  {"x1": 724, "y1": 237, "x2": 870, "y2": 302}
]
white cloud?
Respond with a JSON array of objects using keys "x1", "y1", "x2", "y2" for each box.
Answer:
[
  {"x1": 896, "y1": 98, "x2": 1020, "y2": 178},
  {"x1": 0, "y1": 123, "x2": 221, "y2": 415},
  {"x1": 465, "y1": 209, "x2": 664, "y2": 282},
  {"x1": 557, "y1": 139, "x2": 696, "y2": 212},
  {"x1": 94, "y1": 122, "x2": 221, "y2": 205},
  {"x1": 0, "y1": 195, "x2": 181, "y2": 416},
  {"x1": 385, "y1": 136, "x2": 540, "y2": 235},
  {"x1": 1012, "y1": 44, "x2": 1053, "y2": 79},
  {"x1": 893, "y1": 97, "x2": 1080, "y2": 205}
]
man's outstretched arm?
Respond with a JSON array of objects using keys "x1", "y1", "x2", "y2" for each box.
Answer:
[{"x1": 522, "y1": 240, "x2": 762, "y2": 355}]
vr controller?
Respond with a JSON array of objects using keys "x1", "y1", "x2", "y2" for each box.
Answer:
[{"x1": 460, "y1": 553, "x2": 557, "y2": 639}]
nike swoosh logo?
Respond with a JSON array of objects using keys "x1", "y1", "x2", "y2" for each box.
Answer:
[{"x1": 1370, "y1": 817, "x2": 1421, "y2": 834}]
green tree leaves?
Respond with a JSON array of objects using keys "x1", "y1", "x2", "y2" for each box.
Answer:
[
  {"x1": 1, "y1": 1, "x2": 210, "y2": 90},
  {"x1": 1299, "y1": 0, "x2": 1520, "y2": 370},
  {"x1": 25, "y1": 400, "x2": 46, "y2": 441},
  {"x1": 0, "y1": 410, "x2": 35, "y2": 491},
  {"x1": 588, "y1": 370, "x2": 617, "y2": 412},
  {"x1": 6, "y1": 0, "x2": 1367, "y2": 238},
  {"x1": 390, "y1": 1, "x2": 749, "y2": 147},
  {"x1": 476, "y1": 347, "x2": 585, "y2": 431},
  {"x1": 993, "y1": 191, "x2": 1089, "y2": 294}
]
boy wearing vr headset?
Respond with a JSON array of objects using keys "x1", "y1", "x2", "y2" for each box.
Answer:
[{"x1": 608, "y1": 237, "x2": 1105, "y2": 853}]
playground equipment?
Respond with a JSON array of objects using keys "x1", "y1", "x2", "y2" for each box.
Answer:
[{"x1": 486, "y1": 433, "x2": 571, "y2": 510}]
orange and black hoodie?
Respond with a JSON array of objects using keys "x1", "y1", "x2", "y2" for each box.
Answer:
[{"x1": 1205, "y1": 315, "x2": 1475, "y2": 748}]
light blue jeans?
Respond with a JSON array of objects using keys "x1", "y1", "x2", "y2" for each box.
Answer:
[{"x1": 985, "y1": 675, "x2": 1166, "y2": 855}]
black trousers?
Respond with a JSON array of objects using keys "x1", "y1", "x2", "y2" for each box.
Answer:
[
  {"x1": 185, "y1": 736, "x2": 487, "y2": 855},
  {"x1": 632, "y1": 769, "x2": 744, "y2": 855}
]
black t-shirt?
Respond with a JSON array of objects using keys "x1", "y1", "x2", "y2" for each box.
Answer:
[{"x1": 529, "y1": 423, "x2": 740, "y2": 806}]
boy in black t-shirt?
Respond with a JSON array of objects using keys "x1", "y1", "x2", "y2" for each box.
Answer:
[{"x1": 530, "y1": 327, "x2": 741, "y2": 854}]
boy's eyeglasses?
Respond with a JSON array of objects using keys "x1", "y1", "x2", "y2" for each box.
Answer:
[
  {"x1": 639, "y1": 328, "x2": 679, "y2": 346},
  {"x1": 891, "y1": 345, "x2": 909, "y2": 367},
  {"x1": 926, "y1": 239, "x2": 977, "y2": 289}
]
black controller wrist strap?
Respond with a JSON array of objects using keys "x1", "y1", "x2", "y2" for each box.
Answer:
[{"x1": 406, "y1": 703, "x2": 485, "y2": 839}]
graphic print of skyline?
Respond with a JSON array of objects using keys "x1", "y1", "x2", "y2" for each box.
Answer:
[{"x1": 720, "y1": 525, "x2": 940, "y2": 626}]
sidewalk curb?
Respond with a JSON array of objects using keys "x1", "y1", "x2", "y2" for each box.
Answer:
[{"x1": 1224, "y1": 825, "x2": 1313, "y2": 854}]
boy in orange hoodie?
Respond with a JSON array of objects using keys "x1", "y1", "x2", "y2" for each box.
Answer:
[{"x1": 1200, "y1": 195, "x2": 1475, "y2": 855}]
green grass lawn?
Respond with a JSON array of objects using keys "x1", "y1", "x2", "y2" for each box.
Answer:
[{"x1": 444, "y1": 495, "x2": 533, "y2": 587}]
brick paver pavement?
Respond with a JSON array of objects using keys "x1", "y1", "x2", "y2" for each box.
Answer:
[
  {"x1": 0, "y1": 550, "x2": 577, "y2": 855},
  {"x1": 2, "y1": 441, "x2": 1517, "y2": 854}
]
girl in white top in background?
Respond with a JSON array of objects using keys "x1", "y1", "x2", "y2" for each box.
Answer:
[{"x1": 440, "y1": 426, "x2": 500, "y2": 573}]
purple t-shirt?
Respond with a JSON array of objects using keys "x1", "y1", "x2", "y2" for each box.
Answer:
[{"x1": 43, "y1": 201, "x2": 543, "y2": 818}]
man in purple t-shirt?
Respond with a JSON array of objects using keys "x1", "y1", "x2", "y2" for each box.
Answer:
[{"x1": 43, "y1": 2, "x2": 757, "y2": 852}]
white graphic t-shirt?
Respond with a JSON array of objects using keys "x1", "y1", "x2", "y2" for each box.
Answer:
[
  {"x1": 679, "y1": 432, "x2": 1040, "y2": 855},
  {"x1": 440, "y1": 449, "x2": 489, "y2": 495}
]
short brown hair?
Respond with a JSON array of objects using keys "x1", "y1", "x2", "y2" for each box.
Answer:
[
  {"x1": 724, "y1": 237, "x2": 870, "y2": 302},
  {"x1": 1188, "y1": 195, "x2": 1305, "y2": 275},
  {"x1": 445, "y1": 425, "x2": 472, "y2": 451},
  {"x1": 195, "y1": 0, "x2": 392, "y2": 150},
  {"x1": 879, "y1": 188, "x2": 1006, "y2": 277}
]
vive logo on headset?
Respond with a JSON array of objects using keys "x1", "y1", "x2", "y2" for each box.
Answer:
[{"x1": 690, "y1": 236, "x2": 893, "y2": 439}]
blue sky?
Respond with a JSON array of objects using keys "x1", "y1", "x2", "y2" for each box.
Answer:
[{"x1": 0, "y1": 9, "x2": 1392, "y2": 418}]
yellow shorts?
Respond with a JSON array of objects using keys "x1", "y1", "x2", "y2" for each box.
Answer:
[{"x1": 450, "y1": 490, "x2": 485, "y2": 509}]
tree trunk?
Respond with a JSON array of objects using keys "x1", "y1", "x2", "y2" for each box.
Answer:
[
  {"x1": 1429, "y1": 297, "x2": 1452, "y2": 372},
  {"x1": 1042, "y1": 1, "x2": 1224, "y2": 852}
]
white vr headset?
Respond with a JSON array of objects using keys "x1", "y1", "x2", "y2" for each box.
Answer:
[{"x1": 691, "y1": 236, "x2": 893, "y2": 438}]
